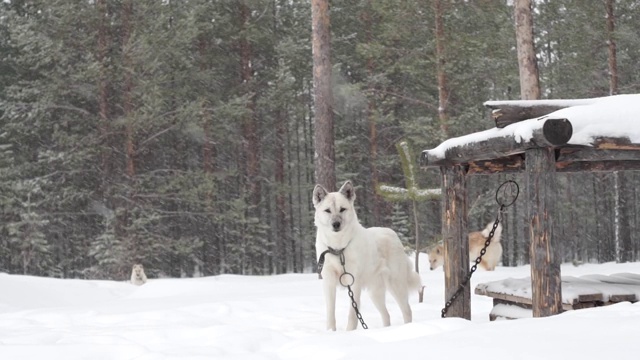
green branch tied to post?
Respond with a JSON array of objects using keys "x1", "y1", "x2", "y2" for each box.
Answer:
[{"x1": 377, "y1": 141, "x2": 441, "y2": 302}]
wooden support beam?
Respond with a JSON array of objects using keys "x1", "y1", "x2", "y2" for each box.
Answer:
[
  {"x1": 467, "y1": 155, "x2": 525, "y2": 175},
  {"x1": 592, "y1": 136, "x2": 640, "y2": 150},
  {"x1": 441, "y1": 165, "x2": 470, "y2": 319},
  {"x1": 484, "y1": 98, "x2": 597, "y2": 128},
  {"x1": 421, "y1": 118, "x2": 572, "y2": 168},
  {"x1": 526, "y1": 147, "x2": 563, "y2": 317},
  {"x1": 465, "y1": 151, "x2": 640, "y2": 175},
  {"x1": 557, "y1": 148, "x2": 640, "y2": 162},
  {"x1": 557, "y1": 161, "x2": 640, "y2": 172}
]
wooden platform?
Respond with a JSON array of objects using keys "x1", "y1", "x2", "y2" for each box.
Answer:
[{"x1": 475, "y1": 273, "x2": 640, "y2": 321}]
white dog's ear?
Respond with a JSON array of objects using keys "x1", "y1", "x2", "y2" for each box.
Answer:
[
  {"x1": 339, "y1": 181, "x2": 356, "y2": 202},
  {"x1": 312, "y1": 185, "x2": 328, "y2": 207}
]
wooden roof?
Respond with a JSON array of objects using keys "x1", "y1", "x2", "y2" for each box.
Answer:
[{"x1": 421, "y1": 95, "x2": 640, "y2": 174}]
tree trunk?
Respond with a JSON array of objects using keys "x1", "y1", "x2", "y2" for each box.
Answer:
[
  {"x1": 434, "y1": 0, "x2": 449, "y2": 137},
  {"x1": 311, "y1": 0, "x2": 336, "y2": 191},
  {"x1": 238, "y1": 1, "x2": 261, "y2": 208},
  {"x1": 363, "y1": 0, "x2": 380, "y2": 223},
  {"x1": 122, "y1": 0, "x2": 135, "y2": 178},
  {"x1": 96, "y1": 0, "x2": 111, "y2": 196},
  {"x1": 199, "y1": 36, "x2": 215, "y2": 176},
  {"x1": 606, "y1": 0, "x2": 618, "y2": 95},
  {"x1": 275, "y1": 107, "x2": 288, "y2": 273},
  {"x1": 514, "y1": 0, "x2": 541, "y2": 100}
]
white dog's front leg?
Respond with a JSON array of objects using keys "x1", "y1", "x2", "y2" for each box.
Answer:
[
  {"x1": 346, "y1": 285, "x2": 362, "y2": 331},
  {"x1": 323, "y1": 276, "x2": 337, "y2": 331}
]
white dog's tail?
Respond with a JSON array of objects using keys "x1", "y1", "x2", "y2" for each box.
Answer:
[
  {"x1": 481, "y1": 222, "x2": 503, "y2": 242},
  {"x1": 408, "y1": 266, "x2": 422, "y2": 290}
]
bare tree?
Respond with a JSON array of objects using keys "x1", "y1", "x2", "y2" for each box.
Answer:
[
  {"x1": 514, "y1": 0, "x2": 540, "y2": 100},
  {"x1": 606, "y1": 0, "x2": 618, "y2": 95},
  {"x1": 122, "y1": 0, "x2": 136, "y2": 177},
  {"x1": 311, "y1": 0, "x2": 336, "y2": 191},
  {"x1": 238, "y1": 1, "x2": 261, "y2": 207},
  {"x1": 434, "y1": 0, "x2": 449, "y2": 137}
]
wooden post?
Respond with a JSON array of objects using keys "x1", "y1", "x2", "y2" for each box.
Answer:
[
  {"x1": 525, "y1": 147, "x2": 562, "y2": 317},
  {"x1": 441, "y1": 165, "x2": 470, "y2": 319}
]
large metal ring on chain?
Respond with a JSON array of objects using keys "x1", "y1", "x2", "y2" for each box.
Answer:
[
  {"x1": 339, "y1": 272, "x2": 355, "y2": 287},
  {"x1": 495, "y1": 180, "x2": 519, "y2": 207}
]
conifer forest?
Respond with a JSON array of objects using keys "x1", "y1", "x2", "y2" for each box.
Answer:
[{"x1": 1, "y1": 0, "x2": 640, "y2": 279}]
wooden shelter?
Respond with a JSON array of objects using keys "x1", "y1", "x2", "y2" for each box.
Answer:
[{"x1": 420, "y1": 94, "x2": 640, "y2": 319}]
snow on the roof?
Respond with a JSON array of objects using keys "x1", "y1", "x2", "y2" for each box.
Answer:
[{"x1": 426, "y1": 94, "x2": 640, "y2": 160}]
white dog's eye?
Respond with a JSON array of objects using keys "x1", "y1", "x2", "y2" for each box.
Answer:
[
  {"x1": 324, "y1": 209, "x2": 331, "y2": 213},
  {"x1": 339, "y1": 207, "x2": 346, "y2": 213}
]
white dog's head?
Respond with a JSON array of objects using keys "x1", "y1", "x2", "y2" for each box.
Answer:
[
  {"x1": 312, "y1": 181, "x2": 357, "y2": 233},
  {"x1": 132, "y1": 264, "x2": 145, "y2": 277}
]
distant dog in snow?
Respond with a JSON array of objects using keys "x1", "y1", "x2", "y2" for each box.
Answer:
[
  {"x1": 428, "y1": 222, "x2": 503, "y2": 271},
  {"x1": 313, "y1": 180, "x2": 422, "y2": 331},
  {"x1": 130, "y1": 264, "x2": 148, "y2": 285}
]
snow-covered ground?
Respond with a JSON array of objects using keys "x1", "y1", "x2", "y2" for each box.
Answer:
[{"x1": 1, "y1": 256, "x2": 640, "y2": 360}]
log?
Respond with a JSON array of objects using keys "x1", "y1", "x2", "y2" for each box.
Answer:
[
  {"x1": 421, "y1": 118, "x2": 572, "y2": 167},
  {"x1": 484, "y1": 98, "x2": 597, "y2": 128},
  {"x1": 526, "y1": 147, "x2": 563, "y2": 317},
  {"x1": 441, "y1": 165, "x2": 470, "y2": 319}
]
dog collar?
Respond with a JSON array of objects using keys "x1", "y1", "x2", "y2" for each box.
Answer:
[{"x1": 317, "y1": 246, "x2": 345, "y2": 275}]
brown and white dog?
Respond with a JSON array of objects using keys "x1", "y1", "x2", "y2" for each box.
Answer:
[{"x1": 428, "y1": 222, "x2": 503, "y2": 271}]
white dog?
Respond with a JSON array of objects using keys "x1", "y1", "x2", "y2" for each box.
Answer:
[
  {"x1": 428, "y1": 222, "x2": 503, "y2": 271},
  {"x1": 130, "y1": 264, "x2": 148, "y2": 285},
  {"x1": 313, "y1": 180, "x2": 422, "y2": 331}
]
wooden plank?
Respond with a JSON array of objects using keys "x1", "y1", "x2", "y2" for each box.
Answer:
[
  {"x1": 441, "y1": 165, "x2": 470, "y2": 319},
  {"x1": 526, "y1": 147, "x2": 563, "y2": 317},
  {"x1": 476, "y1": 281, "x2": 590, "y2": 310},
  {"x1": 490, "y1": 302, "x2": 533, "y2": 321},
  {"x1": 609, "y1": 294, "x2": 637, "y2": 303},
  {"x1": 480, "y1": 289, "x2": 533, "y2": 306}
]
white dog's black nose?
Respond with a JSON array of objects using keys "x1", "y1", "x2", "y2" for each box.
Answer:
[{"x1": 332, "y1": 221, "x2": 341, "y2": 231}]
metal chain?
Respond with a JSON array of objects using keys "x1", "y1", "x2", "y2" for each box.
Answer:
[
  {"x1": 441, "y1": 180, "x2": 519, "y2": 318},
  {"x1": 338, "y1": 252, "x2": 368, "y2": 329},
  {"x1": 317, "y1": 247, "x2": 368, "y2": 329}
]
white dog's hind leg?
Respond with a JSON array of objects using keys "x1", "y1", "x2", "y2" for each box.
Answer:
[
  {"x1": 323, "y1": 276, "x2": 338, "y2": 331},
  {"x1": 346, "y1": 285, "x2": 362, "y2": 331},
  {"x1": 389, "y1": 282, "x2": 413, "y2": 324},
  {"x1": 369, "y1": 285, "x2": 391, "y2": 327}
]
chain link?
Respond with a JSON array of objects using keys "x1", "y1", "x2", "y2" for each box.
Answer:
[{"x1": 441, "y1": 180, "x2": 519, "y2": 318}]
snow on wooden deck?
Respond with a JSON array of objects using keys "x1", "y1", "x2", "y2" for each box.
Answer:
[{"x1": 475, "y1": 273, "x2": 640, "y2": 320}]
